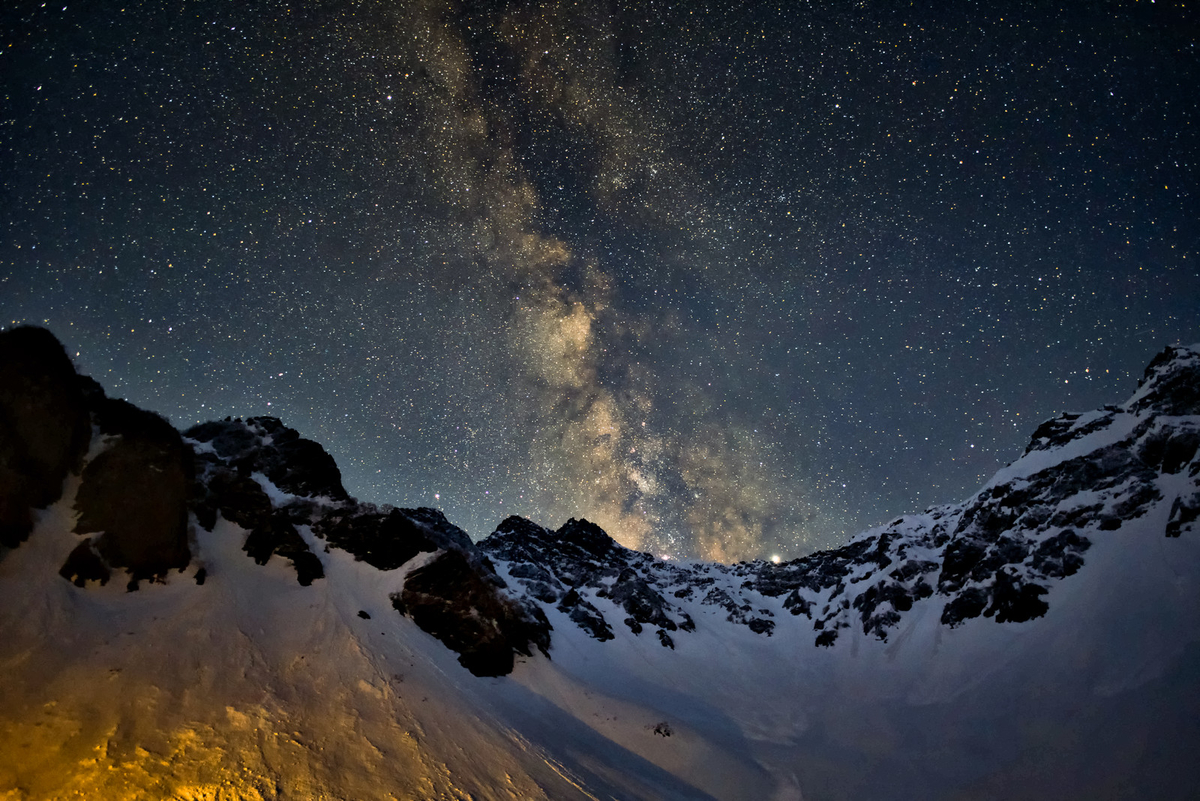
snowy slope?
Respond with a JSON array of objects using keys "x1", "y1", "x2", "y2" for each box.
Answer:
[
  {"x1": 2, "y1": 476, "x2": 734, "y2": 800},
  {"x1": 1, "y1": 335, "x2": 1198, "y2": 800}
]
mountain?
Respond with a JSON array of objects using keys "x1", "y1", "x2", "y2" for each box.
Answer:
[{"x1": 1, "y1": 325, "x2": 1198, "y2": 800}]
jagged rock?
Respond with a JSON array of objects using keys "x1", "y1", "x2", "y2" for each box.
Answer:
[
  {"x1": 890, "y1": 559, "x2": 939, "y2": 583},
  {"x1": 0, "y1": 326, "x2": 91, "y2": 547},
  {"x1": 783, "y1": 590, "x2": 813, "y2": 618},
  {"x1": 9, "y1": 329, "x2": 1200, "y2": 679},
  {"x1": 557, "y1": 588, "x2": 614, "y2": 641},
  {"x1": 242, "y1": 509, "x2": 325, "y2": 586},
  {"x1": 556, "y1": 517, "x2": 623, "y2": 559},
  {"x1": 853, "y1": 579, "x2": 928, "y2": 640},
  {"x1": 58, "y1": 537, "x2": 110, "y2": 587},
  {"x1": 762, "y1": 534, "x2": 892, "y2": 595},
  {"x1": 941, "y1": 587, "x2": 989, "y2": 627},
  {"x1": 1137, "y1": 422, "x2": 1200, "y2": 475},
  {"x1": 480, "y1": 516, "x2": 642, "y2": 640},
  {"x1": 609, "y1": 567, "x2": 677, "y2": 632},
  {"x1": 188, "y1": 451, "x2": 324, "y2": 585},
  {"x1": 1128, "y1": 344, "x2": 1200, "y2": 416},
  {"x1": 939, "y1": 538, "x2": 987, "y2": 594},
  {"x1": 1167, "y1": 494, "x2": 1200, "y2": 538},
  {"x1": 71, "y1": 402, "x2": 192, "y2": 584},
  {"x1": 192, "y1": 460, "x2": 274, "y2": 532},
  {"x1": 186, "y1": 417, "x2": 349, "y2": 501},
  {"x1": 312, "y1": 505, "x2": 442, "y2": 571},
  {"x1": 392, "y1": 549, "x2": 551, "y2": 677},
  {"x1": 985, "y1": 569, "x2": 1049, "y2": 623},
  {"x1": 481, "y1": 341, "x2": 1192, "y2": 648},
  {"x1": 1025, "y1": 411, "x2": 1118, "y2": 454}
]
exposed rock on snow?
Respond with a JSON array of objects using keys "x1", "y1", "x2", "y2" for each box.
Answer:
[
  {"x1": 189, "y1": 430, "x2": 326, "y2": 586},
  {"x1": 186, "y1": 415, "x2": 350, "y2": 502},
  {"x1": 70, "y1": 396, "x2": 192, "y2": 587},
  {"x1": 4, "y1": 327, "x2": 1199, "y2": 663},
  {"x1": 183, "y1": 415, "x2": 547, "y2": 673},
  {"x1": 3, "y1": 328, "x2": 1200, "y2": 800},
  {"x1": 481, "y1": 516, "x2": 696, "y2": 644},
  {"x1": 0, "y1": 326, "x2": 91, "y2": 547},
  {"x1": 393, "y1": 548, "x2": 551, "y2": 677},
  {"x1": 476, "y1": 343, "x2": 1200, "y2": 648}
]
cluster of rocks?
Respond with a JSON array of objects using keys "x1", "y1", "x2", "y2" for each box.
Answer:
[
  {"x1": 481, "y1": 516, "x2": 696, "y2": 648},
  {"x1": 1, "y1": 326, "x2": 93, "y2": 549},
  {"x1": 185, "y1": 416, "x2": 550, "y2": 677}
]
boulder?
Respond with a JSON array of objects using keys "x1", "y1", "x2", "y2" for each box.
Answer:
[
  {"x1": 393, "y1": 549, "x2": 550, "y2": 677},
  {"x1": 71, "y1": 400, "x2": 192, "y2": 584},
  {"x1": 0, "y1": 326, "x2": 91, "y2": 547}
]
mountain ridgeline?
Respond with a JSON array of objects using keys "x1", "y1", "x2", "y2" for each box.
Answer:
[{"x1": 2, "y1": 325, "x2": 1198, "y2": 677}]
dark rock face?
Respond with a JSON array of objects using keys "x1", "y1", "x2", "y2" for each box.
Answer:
[
  {"x1": 1129, "y1": 344, "x2": 1200, "y2": 416},
  {"x1": 188, "y1": 422, "x2": 338, "y2": 586},
  {"x1": 58, "y1": 538, "x2": 111, "y2": 587},
  {"x1": 313, "y1": 505, "x2": 442, "y2": 570},
  {"x1": 0, "y1": 327, "x2": 195, "y2": 583},
  {"x1": 480, "y1": 516, "x2": 696, "y2": 645},
  {"x1": 1168, "y1": 494, "x2": 1200, "y2": 539},
  {"x1": 191, "y1": 459, "x2": 274, "y2": 532},
  {"x1": 242, "y1": 509, "x2": 325, "y2": 586},
  {"x1": 393, "y1": 549, "x2": 551, "y2": 677},
  {"x1": 186, "y1": 417, "x2": 349, "y2": 501},
  {"x1": 608, "y1": 568, "x2": 678, "y2": 633},
  {"x1": 70, "y1": 400, "x2": 193, "y2": 585},
  {"x1": 0, "y1": 326, "x2": 91, "y2": 547},
  {"x1": 557, "y1": 588, "x2": 614, "y2": 641}
]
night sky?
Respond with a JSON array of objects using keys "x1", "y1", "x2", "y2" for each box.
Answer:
[{"x1": 4, "y1": 0, "x2": 1197, "y2": 561}]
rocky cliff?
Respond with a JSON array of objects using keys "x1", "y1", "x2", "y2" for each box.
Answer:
[{"x1": 2, "y1": 325, "x2": 1197, "y2": 676}]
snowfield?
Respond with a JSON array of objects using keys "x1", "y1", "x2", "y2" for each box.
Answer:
[{"x1": 1, "y1": 341, "x2": 1198, "y2": 800}]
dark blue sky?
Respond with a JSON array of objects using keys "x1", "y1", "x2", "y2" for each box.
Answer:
[{"x1": 4, "y1": 0, "x2": 1197, "y2": 559}]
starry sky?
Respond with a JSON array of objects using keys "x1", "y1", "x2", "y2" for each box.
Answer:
[{"x1": 3, "y1": 0, "x2": 1197, "y2": 561}]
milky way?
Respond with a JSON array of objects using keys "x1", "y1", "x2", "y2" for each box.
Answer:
[{"x1": 4, "y1": 0, "x2": 1197, "y2": 560}]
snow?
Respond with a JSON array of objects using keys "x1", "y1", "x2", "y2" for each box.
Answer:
[
  {"x1": 0, "y1": 487, "x2": 595, "y2": 799},
  {"x1": 5, "y1": 482, "x2": 1198, "y2": 800},
  {"x1": 3, "y1": 360, "x2": 1200, "y2": 798}
]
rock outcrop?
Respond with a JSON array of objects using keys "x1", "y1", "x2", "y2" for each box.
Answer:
[
  {"x1": 182, "y1": 414, "x2": 549, "y2": 675},
  {"x1": 4, "y1": 326, "x2": 1197, "y2": 676},
  {"x1": 187, "y1": 418, "x2": 330, "y2": 586},
  {"x1": 66, "y1": 394, "x2": 193, "y2": 587},
  {"x1": 477, "y1": 343, "x2": 1200, "y2": 649},
  {"x1": 0, "y1": 326, "x2": 91, "y2": 547},
  {"x1": 186, "y1": 416, "x2": 349, "y2": 501},
  {"x1": 393, "y1": 549, "x2": 551, "y2": 677}
]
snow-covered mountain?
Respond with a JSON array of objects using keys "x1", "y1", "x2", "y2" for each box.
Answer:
[{"x1": 1, "y1": 325, "x2": 1198, "y2": 800}]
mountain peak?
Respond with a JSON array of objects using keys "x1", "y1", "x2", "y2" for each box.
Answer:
[
  {"x1": 1127, "y1": 342, "x2": 1200, "y2": 415},
  {"x1": 3, "y1": 328, "x2": 1200, "y2": 798}
]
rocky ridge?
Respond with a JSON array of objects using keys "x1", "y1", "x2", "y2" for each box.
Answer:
[
  {"x1": 0, "y1": 326, "x2": 548, "y2": 676},
  {"x1": 1, "y1": 325, "x2": 1197, "y2": 674},
  {"x1": 481, "y1": 344, "x2": 1200, "y2": 648}
]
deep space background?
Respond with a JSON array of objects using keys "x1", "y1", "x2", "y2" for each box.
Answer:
[{"x1": 3, "y1": 0, "x2": 1197, "y2": 560}]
